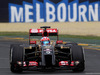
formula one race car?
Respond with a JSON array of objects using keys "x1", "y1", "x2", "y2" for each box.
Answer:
[{"x1": 9, "y1": 26, "x2": 85, "y2": 73}]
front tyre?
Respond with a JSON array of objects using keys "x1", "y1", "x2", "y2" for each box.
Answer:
[
  {"x1": 10, "y1": 44, "x2": 23, "y2": 73},
  {"x1": 71, "y1": 45, "x2": 85, "y2": 72}
]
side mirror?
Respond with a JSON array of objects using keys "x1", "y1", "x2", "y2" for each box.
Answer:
[
  {"x1": 30, "y1": 41, "x2": 36, "y2": 44},
  {"x1": 56, "y1": 40, "x2": 63, "y2": 44}
]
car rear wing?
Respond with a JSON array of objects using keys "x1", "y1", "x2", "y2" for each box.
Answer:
[
  {"x1": 29, "y1": 29, "x2": 58, "y2": 36},
  {"x1": 29, "y1": 28, "x2": 59, "y2": 44}
]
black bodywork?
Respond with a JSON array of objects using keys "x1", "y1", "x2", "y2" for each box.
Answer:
[{"x1": 10, "y1": 26, "x2": 85, "y2": 72}]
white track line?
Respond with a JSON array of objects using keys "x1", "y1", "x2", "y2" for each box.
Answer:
[{"x1": 85, "y1": 73, "x2": 100, "y2": 75}]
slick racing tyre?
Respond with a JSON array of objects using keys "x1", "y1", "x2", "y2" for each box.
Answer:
[
  {"x1": 10, "y1": 44, "x2": 24, "y2": 73},
  {"x1": 71, "y1": 45, "x2": 85, "y2": 72}
]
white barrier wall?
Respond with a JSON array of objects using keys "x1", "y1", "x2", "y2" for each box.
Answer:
[{"x1": 0, "y1": 22, "x2": 100, "y2": 36}]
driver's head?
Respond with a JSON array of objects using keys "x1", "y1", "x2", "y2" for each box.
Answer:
[{"x1": 40, "y1": 37, "x2": 50, "y2": 45}]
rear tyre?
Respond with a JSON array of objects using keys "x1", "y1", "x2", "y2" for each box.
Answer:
[
  {"x1": 10, "y1": 44, "x2": 23, "y2": 73},
  {"x1": 71, "y1": 45, "x2": 85, "y2": 72}
]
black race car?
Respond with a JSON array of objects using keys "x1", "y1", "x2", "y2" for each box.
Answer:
[{"x1": 10, "y1": 26, "x2": 85, "y2": 73}]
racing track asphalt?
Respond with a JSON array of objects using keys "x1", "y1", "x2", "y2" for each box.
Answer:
[{"x1": 0, "y1": 40, "x2": 100, "y2": 75}]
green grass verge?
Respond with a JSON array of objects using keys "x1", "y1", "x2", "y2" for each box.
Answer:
[
  {"x1": 59, "y1": 35, "x2": 100, "y2": 40},
  {"x1": 0, "y1": 32, "x2": 100, "y2": 40},
  {"x1": 0, "y1": 32, "x2": 28, "y2": 36}
]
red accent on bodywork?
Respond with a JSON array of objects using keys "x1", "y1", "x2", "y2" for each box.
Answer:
[
  {"x1": 30, "y1": 29, "x2": 58, "y2": 33},
  {"x1": 59, "y1": 61, "x2": 76, "y2": 66},
  {"x1": 70, "y1": 61, "x2": 74, "y2": 66},
  {"x1": 28, "y1": 61, "x2": 38, "y2": 66},
  {"x1": 59, "y1": 61, "x2": 69, "y2": 66},
  {"x1": 47, "y1": 29, "x2": 58, "y2": 33},
  {"x1": 18, "y1": 61, "x2": 38, "y2": 67},
  {"x1": 56, "y1": 40, "x2": 63, "y2": 44},
  {"x1": 30, "y1": 41, "x2": 36, "y2": 44}
]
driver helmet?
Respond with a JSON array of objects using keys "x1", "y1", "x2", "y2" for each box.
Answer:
[{"x1": 40, "y1": 37, "x2": 50, "y2": 45}]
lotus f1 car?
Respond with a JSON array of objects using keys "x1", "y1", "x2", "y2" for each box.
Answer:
[{"x1": 10, "y1": 26, "x2": 85, "y2": 73}]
